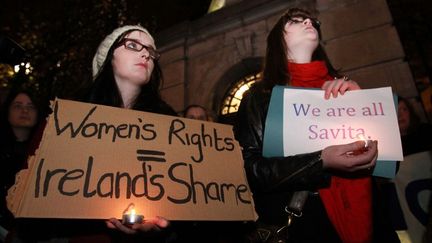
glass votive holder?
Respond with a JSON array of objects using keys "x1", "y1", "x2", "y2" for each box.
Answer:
[{"x1": 122, "y1": 213, "x2": 144, "y2": 225}]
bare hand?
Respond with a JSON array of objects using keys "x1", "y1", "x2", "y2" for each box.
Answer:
[
  {"x1": 106, "y1": 216, "x2": 169, "y2": 234},
  {"x1": 321, "y1": 77, "x2": 360, "y2": 99},
  {"x1": 321, "y1": 140, "x2": 378, "y2": 172}
]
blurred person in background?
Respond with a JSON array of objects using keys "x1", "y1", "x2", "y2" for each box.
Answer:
[
  {"x1": 398, "y1": 97, "x2": 432, "y2": 156},
  {"x1": 0, "y1": 88, "x2": 43, "y2": 232},
  {"x1": 183, "y1": 104, "x2": 209, "y2": 121}
]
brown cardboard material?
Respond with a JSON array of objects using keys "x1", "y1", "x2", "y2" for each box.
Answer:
[{"x1": 7, "y1": 99, "x2": 257, "y2": 221}]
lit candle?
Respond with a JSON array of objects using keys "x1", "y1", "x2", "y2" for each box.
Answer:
[
  {"x1": 347, "y1": 134, "x2": 370, "y2": 156},
  {"x1": 357, "y1": 134, "x2": 370, "y2": 149},
  {"x1": 122, "y1": 207, "x2": 144, "y2": 225}
]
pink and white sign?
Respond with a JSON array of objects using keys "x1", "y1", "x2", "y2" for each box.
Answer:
[{"x1": 282, "y1": 87, "x2": 403, "y2": 162}]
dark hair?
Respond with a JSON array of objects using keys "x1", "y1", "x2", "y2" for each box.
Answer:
[
  {"x1": 184, "y1": 104, "x2": 208, "y2": 118},
  {"x1": 0, "y1": 89, "x2": 42, "y2": 143},
  {"x1": 262, "y1": 8, "x2": 339, "y2": 89},
  {"x1": 84, "y1": 30, "x2": 175, "y2": 115}
]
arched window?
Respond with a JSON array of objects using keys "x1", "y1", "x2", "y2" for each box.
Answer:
[{"x1": 218, "y1": 72, "x2": 262, "y2": 123}]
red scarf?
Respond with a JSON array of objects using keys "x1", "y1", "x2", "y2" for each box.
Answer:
[{"x1": 288, "y1": 61, "x2": 372, "y2": 243}]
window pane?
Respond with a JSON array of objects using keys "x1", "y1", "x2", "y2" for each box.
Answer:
[{"x1": 220, "y1": 73, "x2": 261, "y2": 115}]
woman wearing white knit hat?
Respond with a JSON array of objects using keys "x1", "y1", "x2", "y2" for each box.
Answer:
[
  {"x1": 87, "y1": 25, "x2": 175, "y2": 115},
  {"x1": 88, "y1": 25, "x2": 175, "y2": 236},
  {"x1": 10, "y1": 26, "x2": 175, "y2": 243},
  {"x1": 38, "y1": 26, "x2": 176, "y2": 243}
]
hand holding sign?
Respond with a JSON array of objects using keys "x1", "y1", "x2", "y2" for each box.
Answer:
[{"x1": 321, "y1": 76, "x2": 360, "y2": 99}]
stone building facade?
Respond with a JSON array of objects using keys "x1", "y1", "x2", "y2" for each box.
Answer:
[{"x1": 156, "y1": 0, "x2": 417, "y2": 122}]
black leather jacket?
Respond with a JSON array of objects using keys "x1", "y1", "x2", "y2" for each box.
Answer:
[{"x1": 234, "y1": 84, "x2": 332, "y2": 225}]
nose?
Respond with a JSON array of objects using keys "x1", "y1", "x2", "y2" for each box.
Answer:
[
  {"x1": 22, "y1": 106, "x2": 34, "y2": 114},
  {"x1": 303, "y1": 18, "x2": 313, "y2": 26},
  {"x1": 141, "y1": 53, "x2": 150, "y2": 60},
  {"x1": 140, "y1": 48, "x2": 151, "y2": 60}
]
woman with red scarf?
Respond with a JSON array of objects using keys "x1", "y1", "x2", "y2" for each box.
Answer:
[{"x1": 235, "y1": 8, "x2": 399, "y2": 243}]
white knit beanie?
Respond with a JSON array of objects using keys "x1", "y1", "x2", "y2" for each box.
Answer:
[{"x1": 92, "y1": 25, "x2": 154, "y2": 79}]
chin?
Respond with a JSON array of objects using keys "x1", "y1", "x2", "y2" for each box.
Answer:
[
  {"x1": 130, "y1": 77, "x2": 151, "y2": 86},
  {"x1": 138, "y1": 79, "x2": 151, "y2": 86}
]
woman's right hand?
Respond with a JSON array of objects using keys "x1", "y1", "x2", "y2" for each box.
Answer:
[
  {"x1": 321, "y1": 77, "x2": 361, "y2": 99},
  {"x1": 321, "y1": 140, "x2": 378, "y2": 172}
]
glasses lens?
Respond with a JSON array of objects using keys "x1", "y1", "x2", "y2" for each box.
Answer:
[
  {"x1": 312, "y1": 19, "x2": 321, "y2": 29},
  {"x1": 288, "y1": 15, "x2": 320, "y2": 29},
  {"x1": 145, "y1": 47, "x2": 160, "y2": 60},
  {"x1": 150, "y1": 50, "x2": 161, "y2": 60},
  {"x1": 120, "y1": 39, "x2": 160, "y2": 60},
  {"x1": 124, "y1": 40, "x2": 143, "y2": 52},
  {"x1": 289, "y1": 18, "x2": 302, "y2": 24}
]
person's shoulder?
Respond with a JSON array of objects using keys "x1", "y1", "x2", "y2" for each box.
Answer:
[
  {"x1": 418, "y1": 122, "x2": 432, "y2": 135},
  {"x1": 237, "y1": 82, "x2": 273, "y2": 115},
  {"x1": 156, "y1": 101, "x2": 178, "y2": 116},
  {"x1": 244, "y1": 82, "x2": 272, "y2": 101}
]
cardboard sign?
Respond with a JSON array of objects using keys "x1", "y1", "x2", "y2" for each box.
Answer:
[
  {"x1": 263, "y1": 86, "x2": 403, "y2": 178},
  {"x1": 7, "y1": 99, "x2": 257, "y2": 221}
]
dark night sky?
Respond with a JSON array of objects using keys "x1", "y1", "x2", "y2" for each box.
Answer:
[
  {"x1": 0, "y1": 0, "x2": 212, "y2": 37},
  {"x1": 0, "y1": 0, "x2": 212, "y2": 98},
  {"x1": 127, "y1": 0, "x2": 212, "y2": 31}
]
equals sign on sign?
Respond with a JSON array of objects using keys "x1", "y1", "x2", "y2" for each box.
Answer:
[{"x1": 136, "y1": 150, "x2": 166, "y2": 163}]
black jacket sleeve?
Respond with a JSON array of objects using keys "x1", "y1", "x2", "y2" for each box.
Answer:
[{"x1": 234, "y1": 85, "x2": 330, "y2": 194}]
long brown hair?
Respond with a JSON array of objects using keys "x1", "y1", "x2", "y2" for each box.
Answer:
[{"x1": 262, "y1": 8, "x2": 339, "y2": 89}]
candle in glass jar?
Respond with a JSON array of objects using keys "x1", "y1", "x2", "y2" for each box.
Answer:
[{"x1": 122, "y1": 208, "x2": 144, "y2": 225}]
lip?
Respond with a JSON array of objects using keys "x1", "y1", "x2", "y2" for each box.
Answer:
[{"x1": 135, "y1": 63, "x2": 148, "y2": 68}]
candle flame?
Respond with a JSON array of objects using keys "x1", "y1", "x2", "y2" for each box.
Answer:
[
  {"x1": 130, "y1": 208, "x2": 136, "y2": 221},
  {"x1": 357, "y1": 134, "x2": 369, "y2": 148},
  {"x1": 123, "y1": 203, "x2": 137, "y2": 215}
]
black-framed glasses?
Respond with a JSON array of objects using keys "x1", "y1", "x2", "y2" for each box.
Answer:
[
  {"x1": 117, "y1": 38, "x2": 161, "y2": 60},
  {"x1": 287, "y1": 15, "x2": 321, "y2": 29}
]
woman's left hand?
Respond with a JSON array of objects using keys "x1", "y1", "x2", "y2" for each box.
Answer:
[
  {"x1": 321, "y1": 76, "x2": 360, "y2": 99},
  {"x1": 106, "y1": 216, "x2": 170, "y2": 234}
]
